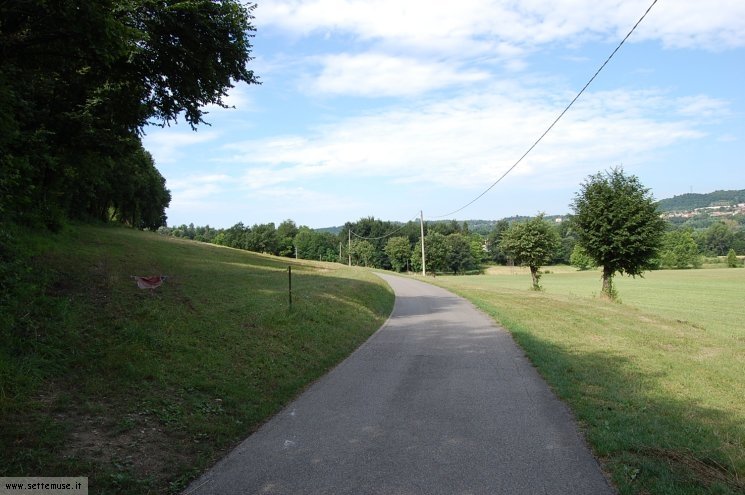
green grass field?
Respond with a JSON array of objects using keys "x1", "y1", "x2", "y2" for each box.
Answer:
[
  {"x1": 0, "y1": 224, "x2": 393, "y2": 494},
  {"x1": 431, "y1": 266, "x2": 745, "y2": 494},
  {"x1": 3, "y1": 223, "x2": 743, "y2": 494}
]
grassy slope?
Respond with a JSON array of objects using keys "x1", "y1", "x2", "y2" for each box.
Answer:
[
  {"x1": 0, "y1": 224, "x2": 393, "y2": 494},
  {"x1": 431, "y1": 267, "x2": 745, "y2": 495}
]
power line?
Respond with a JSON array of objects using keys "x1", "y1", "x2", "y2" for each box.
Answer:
[{"x1": 433, "y1": 0, "x2": 659, "y2": 219}]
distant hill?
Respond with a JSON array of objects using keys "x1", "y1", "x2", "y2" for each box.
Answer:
[
  {"x1": 315, "y1": 226, "x2": 343, "y2": 234},
  {"x1": 657, "y1": 190, "x2": 745, "y2": 212},
  {"x1": 315, "y1": 190, "x2": 745, "y2": 232}
]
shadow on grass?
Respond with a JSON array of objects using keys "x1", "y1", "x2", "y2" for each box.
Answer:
[{"x1": 509, "y1": 329, "x2": 744, "y2": 495}]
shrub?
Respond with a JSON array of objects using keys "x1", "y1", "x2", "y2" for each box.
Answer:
[{"x1": 726, "y1": 248, "x2": 740, "y2": 268}]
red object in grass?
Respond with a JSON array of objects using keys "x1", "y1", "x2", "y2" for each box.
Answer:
[{"x1": 133, "y1": 276, "x2": 165, "y2": 289}]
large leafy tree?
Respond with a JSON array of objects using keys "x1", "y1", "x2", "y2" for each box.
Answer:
[
  {"x1": 500, "y1": 215, "x2": 560, "y2": 290},
  {"x1": 659, "y1": 229, "x2": 702, "y2": 269},
  {"x1": 444, "y1": 233, "x2": 475, "y2": 274},
  {"x1": 344, "y1": 218, "x2": 401, "y2": 269},
  {"x1": 701, "y1": 221, "x2": 736, "y2": 256},
  {"x1": 0, "y1": 0, "x2": 258, "y2": 227},
  {"x1": 384, "y1": 237, "x2": 412, "y2": 272},
  {"x1": 277, "y1": 220, "x2": 299, "y2": 257},
  {"x1": 486, "y1": 219, "x2": 510, "y2": 264},
  {"x1": 351, "y1": 240, "x2": 376, "y2": 267},
  {"x1": 410, "y1": 232, "x2": 446, "y2": 274},
  {"x1": 424, "y1": 232, "x2": 449, "y2": 273},
  {"x1": 301, "y1": 228, "x2": 337, "y2": 261},
  {"x1": 571, "y1": 168, "x2": 666, "y2": 299},
  {"x1": 245, "y1": 223, "x2": 278, "y2": 255}
]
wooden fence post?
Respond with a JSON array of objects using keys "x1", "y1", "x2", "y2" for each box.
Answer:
[{"x1": 288, "y1": 266, "x2": 292, "y2": 310}]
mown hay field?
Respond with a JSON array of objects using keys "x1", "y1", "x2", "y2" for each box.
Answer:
[{"x1": 432, "y1": 266, "x2": 744, "y2": 495}]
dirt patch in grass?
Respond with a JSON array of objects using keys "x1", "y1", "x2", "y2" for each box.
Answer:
[
  {"x1": 62, "y1": 409, "x2": 192, "y2": 484},
  {"x1": 33, "y1": 384, "x2": 192, "y2": 487}
]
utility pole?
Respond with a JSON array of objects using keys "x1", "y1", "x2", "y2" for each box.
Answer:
[
  {"x1": 420, "y1": 210, "x2": 426, "y2": 276},
  {"x1": 348, "y1": 228, "x2": 352, "y2": 267}
]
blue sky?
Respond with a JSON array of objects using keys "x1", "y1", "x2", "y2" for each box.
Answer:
[{"x1": 142, "y1": 0, "x2": 745, "y2": 229}]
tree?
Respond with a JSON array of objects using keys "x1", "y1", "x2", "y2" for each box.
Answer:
[
  {"x1": 244, "y1": 223, "x2": 278, "y2": 254},
  {"x1": 702, "y1": 222, "x2": 736, "y2": 256},
  {"x1": 469, "y1": 234, "x2": 488, "y2": 265},
  {"x1": 569, "y1": 244, "x2": 595, "y2": 271},
  {"x1": 351, "y1": 240, "x2": 376, "y2": 267},
  {"x1": 500, "y1": 215, "x2": 560, "y2": 290},
  {"x1": 384, "y1": 237, "x2": 412, "y2": 272},
  {"x1": 727, "y1": 249, "x2": 740, "y2": 268},
  {"x1": 445, "y1": 234, "x2": 476, "y2": 274},
  {"x1": 410, "y1": 232, "x2": 448, "y2": 274},
  {"x1": 0, "y1": 0, "x2": 258, "y2": 227},
  {"x1": 344, "y1": 217, "x2": 400, "y2": 269},
  {"x1": 554, "y1": 219, "x2": 577, "y2": 265},
  {"x1": 296, "y1": 228, "x2": 337, "y2": 261},
  {"x1": 424, "y1": 232, "x2": 449, "y2": 273},
  {"x1": 486, "y1": 219, "x2": 510, "y2": 264},
  {"x1": 277, "y1": 220, "x2": 298, "y2": 257},
  {"x1": 219, "y1": 222, "x2": 249, "y2": 249},
  {"x1": 121, "y1": 0, "x2": 259, "y2": 129},
  {"x1": 571, "y1": 168, "x2": 666, "y2": 299},
  {"x1": 659, "y1": 229, "x2": 702, "y2": 269}
]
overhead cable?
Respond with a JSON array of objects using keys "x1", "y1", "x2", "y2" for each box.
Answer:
[{"x1": 433, "y1": 0, "x2": 659, "y2": 219}]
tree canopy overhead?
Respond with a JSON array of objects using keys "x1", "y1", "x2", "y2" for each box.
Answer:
[{"x1": 0, "y1": 0, "x2": 259, "y2": 228}]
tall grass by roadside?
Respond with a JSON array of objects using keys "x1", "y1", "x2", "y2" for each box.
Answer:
[
  {"x1": 0, "y1": 223, "x2": 393, "y2": 494},
  {"x1": 431, "y1": 268, "x2": 744, "y2": 495}
]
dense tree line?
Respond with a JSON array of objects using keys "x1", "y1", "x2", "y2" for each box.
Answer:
[
  {"x1": 159, "y1": 215, "x2": 578, "y2": 275},
  {"x1": 159, "y1": 218, "x2": 488, "y2": 274},
  {"x1": 159, "y1": 210, "x2": 745, "y2": 276},
  {"x1": 1, "y1": 0, "x2": 258, "y2": 229},
  {"x1": 158, "y1": 175, "x2": 745, "y2": 277}
]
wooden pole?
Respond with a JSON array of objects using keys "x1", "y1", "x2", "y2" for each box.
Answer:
[{"x1": 420, "y1": 210, "x2": 426, "y2": 276}]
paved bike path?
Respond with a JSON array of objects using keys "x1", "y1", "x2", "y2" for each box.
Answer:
[{"x1": 184, "y1": 273, "x2": 614, "y2": 494}]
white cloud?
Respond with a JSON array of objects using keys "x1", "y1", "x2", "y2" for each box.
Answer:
[
  {"x1": 222, "y1": 84, "x2": 706, "y2": 193},
  {"x1": 311, "y1": 53, "x2": 490, "y2": 96},
  {"x1": 258, "y1": 1, "x2": 745, "y2": 100},
  {"x1": 676, "y1": 95, "x2": 730, "y2": 119},
  {"x1": 167, "y1": 174, "x2": 232, "y2": 202},
  {"x1": 639, "y1": 0, "x2": 745, "y2": 50},
  {"x1": 142, "y1": 130, "x2": 219, "y2": 165},
  {"x1": 242, "y1": 167, "x2": 296, "y2": 189},
  {"x1": 260, "y1": 0, "x2": 745, "y2": 54},
  {"x1": 217, "y1": 186, "x2": 369, "y2": 226},
  {"x1": 157, "y1": 1, "x2": 744, "y2": 228},
  {"x1": 717, "y1": 134, "x2": 738, "y2": 143}
]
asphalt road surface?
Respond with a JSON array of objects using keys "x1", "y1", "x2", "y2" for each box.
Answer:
[{"x1": 184, "y1": 273, "x2": 614, "y2": 495}]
